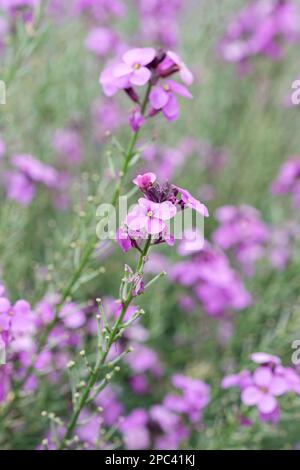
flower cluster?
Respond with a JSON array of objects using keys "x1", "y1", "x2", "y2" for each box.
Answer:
[
  {"x1": 5, "y1": 154, "x2": 60, "y2": 205},
  {"x1": 117, "y1": 172, "x2": 208, "y2": 253},
  {"x1": 100, "y1": 48, "x2": 193, "y2": 127},
  {"x1": 212, "y1": 205, "x2": 269, "y2": 276},
  {"x1": 53, "y1": 128, "x2": 83, "y2": 165},
  {"x1": 120, "y1": 373, "x2": 210, "y2": 450},
  {"x1": 73, "y1": 0, "x2": 125, "y2": 22},
  {"x1": 171, "y1": 236, "x2": 252, "y2": 318},
  {"x1": 136, "y1": 0, "x2": 184, "y2": 48},
  {"x1": 222, "y1": 353, "x2": 300, "y2": 423},
  {"x1": 219, "y1": 0, "x2": 300, "y2": 72}
]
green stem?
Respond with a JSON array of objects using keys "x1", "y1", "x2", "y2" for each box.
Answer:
[{"x1": 58, "y1": 237, "x2": 152, "y2": 449}]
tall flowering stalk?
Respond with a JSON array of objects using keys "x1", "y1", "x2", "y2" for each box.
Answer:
[
  {"x1": 0, "y1": 46, "x2": 197, "y2": 437},
  {"x1": 58, "y1": 168, "x2": 207, "y2": 448}
]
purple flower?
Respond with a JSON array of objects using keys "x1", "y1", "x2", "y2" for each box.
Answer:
[
  {"x1": 222, "y1": 353, "x2": 300, "y2": 424},
  {"x1": 0, "y1": 137, "x2": 6, "y2": 158},
  {"x1": 177, "y1": 187, "x2": 209, "y2": 217},
  {"x1": 59, "y1": 302, "x2": 86, "y2": 329},
  {"x1": 53, "y1": 129, "x2": 82, "y2": 165},
  {"x1": 241, "y1": 366, "x2": 286, "y2": 416},
  {"x1": 126, "y1": 198, "x2": 177, "y2": 235},
  {"x1": 119, "y1": 408, "x2": 150, "y2": 450},
  {"x1": 149, "y1": 79, "x2": 192, "y2": 121},
  {"x1": 271, "y1": 158, "x2": 300, "y2": 208},
  {"x1": 164, "y1": 374, "x2": 210, "y2": 423},
  {"x1": 158, "y1": 50, "x2": 194, "y2": 85},
  {"x1": 114, "y1": 48, "x2": 155, "y2": 86},
  {"x1": 85, "y1": 27, "x2": 119, "y2": 57},
  {"x1": 213, "y1": 205, "x2": 269, "y2": 276},
  {"x1": 171, "y1": 243, "x2": 252, "y2": 317},
  {"x1": 219, "y1": 0, "x2": 300, "y2": 71},
  {"x1": 133, "y1": 172, "x2": 156, "y2": 190},
  {"x1": 100, "y1": 47, "x2": 155, "y2": 96},
  {"x1": 129, "y1": 106, "x2": 145, "y2": 132}
]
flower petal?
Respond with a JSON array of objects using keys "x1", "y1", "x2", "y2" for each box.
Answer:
[
  {"x1": 147, "y1": 217, "x2": 165, "y2": 235},
  {"x1": 162, "y1": 95, "x2": 180, "y2": 121},
  {"x1": 253, "y1": 367, "x2": 273, "y2": 388},
  {"x1": 154, "y1": 201, "x2": 177, "y2": 220},
  {"x1": 241, "y1": 386, "x2": 262, "y2": 406},
  {"x1": 130, "y1": 67, "x2": 151, "y2": 86},
  {"x1": 149, "y1": 86, "x2": 169, "y2": 110},
  {"x1": 123, "y1": 48, "x2": 156, "y2": 66},
  {"x1": 113, "y1": 62, "x2": 132, "y2": 78},
  {"x1": 257, "y1": 394, "x2": 277, "y2": 414},
  {"x1": 167, "y1": 80, "x2": 193, "y2": 99}
]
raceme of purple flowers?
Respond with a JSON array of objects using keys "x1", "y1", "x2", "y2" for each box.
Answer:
[
  {"x1": 219, "y1": 0, "x2": 300, "y2": 73},
  {"x1": 100, "y1": 47, "x2": 194, "y2": 128},
  {"x1": 117, "y1": 172, "x2": 208, "y2": 253}
]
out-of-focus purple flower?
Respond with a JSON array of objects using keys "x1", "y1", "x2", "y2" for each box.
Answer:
[
  {"x1": 219, "y1": 0, "x2": 300, "y2": 71},
  {"x1": 164, "y1": 374, "x2": 210, "y2": 423},
  {"x1": 267, "y1": 221, "x2": 300, "y2": 271},
  {"x1": 213, "y1": 205, "x2": 269, "y2": 276},
  {"x1": 129, "y1": 106, "x2": 145, "y2": 132},
  {"x1": 60, "y1": 302, "x2": 86, "y2": 329},
  {"x1": 222, "y1": 353, "x2": 300, "y2": 424},
  {"x1": 119, "y1": 408, "x2": 150, "y2": 450},
  {"x1": 73, "y1": 0, "x2": 125, "y2": 21},
  {"x1": 126, "y1": 343, "x2": 163, "y2": 377},
  {"x1": 171, "y1": 242, "x2": 252, "y2": 317},
  {"x1": 11, "y1": 154, "x2": 59, "y2": 187},
  {"x1": 6, "y1": 154, "x2": 60, "y2": 205},
  {"x1": 85, "y1": 27, "x2": 120, "y2": 57},
  {"x1": 0, "y1": 137, "x2": 6, "y2": 158},
  {"x1": 91, "y1": 98, "x2": 124, "y2": 141},
  {"x1": 52, "y1": 129, "x2": 82, "y2": 165},
  {"x1": 136, "y1": 0, "x2": 184, "y2": 48},
  {"x1": 94, "y1": 385, "x2": 123, "y2": 427},
  {"x1": 271, "y1": 158, "x2": 300, "y2": 208},
  {"x1": 6, "y1": 172, "x2": 36, "y2": 205}
]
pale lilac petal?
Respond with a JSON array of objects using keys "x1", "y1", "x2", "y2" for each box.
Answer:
[
  {"x1": 138, "y1": 198, "x2": 152, "y2": 210},
  {"x1": 253, "y1": 367, "x2": 273, "y2": 388},
  {"x1": 130, "y1": 67, "x2": 151, "y2": 86},
  {"x1": 257, "y1": 394, "x2": 277, "y2": 414},
  {"x1": 163, "y1": 95, "x2": 179, "y2": 121},
  {"x1": 180, "y1": 67, "x2": 194, "y2": 86},
  {"x1": 250, "y1": 352, "x2": 281, "y2": 365},
  {"x1": 113, "y1": 62, "x2": 132, "y2": 78},
  {"x1": 147, "y1": 217, "x2": 165, "y2": 235},
  {"x1": 127, "y1": 215, "x2": 148, "y2": 231},
  {"x1": 269, "y1": 376, "x2": 288, "y2": 396},
  {"x1": 123, "y1": 48, "x2": 155, "y2": 66},
  {"x1": 154, "y1": 201, "x2": 177, "y2": 220},
  {"x1": 167, "y1": 51, "x2": 194, "y2": 85},
  {"x1": 149, "y1": 86, "x2": 169, "y2": 110},
  {"x1": 167, "y1": 80, "x2": 193, "y2": 99},
  {"x1": 241, "y1": 386, "x2": 262, "y2": 406}
]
